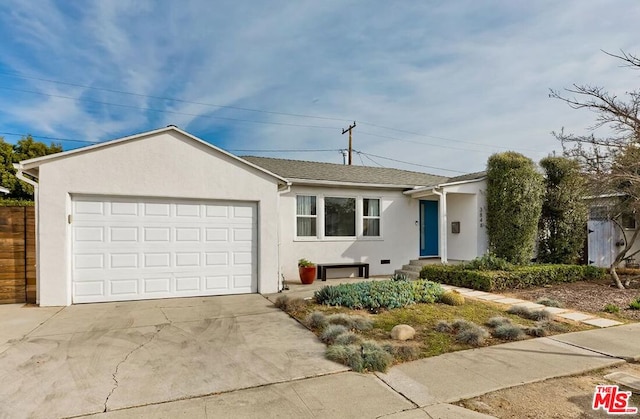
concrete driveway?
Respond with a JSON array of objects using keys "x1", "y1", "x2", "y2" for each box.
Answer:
[{"x1": 0, "y1": 295, "x2": 347, "y2": 419}]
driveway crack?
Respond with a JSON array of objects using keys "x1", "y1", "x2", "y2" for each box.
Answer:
[{"x1": 103, "y1": 324, "x2": 165, "y2": 412}]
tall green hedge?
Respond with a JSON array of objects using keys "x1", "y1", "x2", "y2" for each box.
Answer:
[
  {"x1": 419, "y1": 264, "x2": 605, "y2": 291},
  {"x1": 486, "y1": 152, "x2": 544, "y2": 264},
  {"x1": 537, "y1": 157, "x2": 588, "y2": 264}
]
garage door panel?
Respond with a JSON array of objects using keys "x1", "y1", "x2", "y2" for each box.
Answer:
[{"x1": 72, "y1": 196, "x2": 257, "y2": 303}]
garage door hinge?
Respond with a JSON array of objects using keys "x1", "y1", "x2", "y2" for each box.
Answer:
[{"x1": 68, "y1": 214, "x2": 72, "y2": 224}]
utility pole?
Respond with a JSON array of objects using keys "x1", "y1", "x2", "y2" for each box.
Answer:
[{"x1": 342, "y1": 121, "x2": 356, "y2": 165}]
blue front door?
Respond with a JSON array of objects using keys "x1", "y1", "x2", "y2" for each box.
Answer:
[{"x1": 420, "y1": 200, "x2": 439, "y2": 257}]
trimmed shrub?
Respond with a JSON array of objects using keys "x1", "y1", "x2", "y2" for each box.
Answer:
[
  {"x1": 486, "y1": 152, "x2": 544, "y2": 264},
  {"x1": 493, "y1": 324, "x2": 526, "y2": 340},
  {"x1": 0, "y1": 199, "x2": 34, "y2": 207},
  {"x1": 419, "y1": 264, "x2": 605, "y2": 292},
  {"x1": 334, "y1": 331, "x2": 363, "y2": 346},
  {"x1": 485, "y1": 316, "x2": 512, "y2": 328},
  {"x1": 320, "y1": 325, "x2": 348, "y2": 344},
  {"x1": 536, "y1": 297, "x2": 563, "y2": 308},
  {"x1": 456, "y1": 325, "x2": 489, "y2": 346},
  {"x1": 440, "y1": 290, "x2": 465, "y2": 306},
  {"x1": 464, "y1": 254, "x2": 513, "y2": 271},
  {"x1": 537, "y1": 157, "x2": 588, "y2": 265},
  {"x1": 305, "y1": 311, "x2": 328, "y2": 329},
  {"x1": 314, "y1": 279, "x2": 444, "y2": 310}
]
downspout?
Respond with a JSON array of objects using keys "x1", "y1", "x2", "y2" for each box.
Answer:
[
  {"x1": 277, "y1": 182, "x2": 292, "y2": 291},
  {"x1": 14, "y1": 165, "x2": 39, "y2": 304},
  {"x1": 431, "y1": 188, "x2": 448, "y2": 264}
]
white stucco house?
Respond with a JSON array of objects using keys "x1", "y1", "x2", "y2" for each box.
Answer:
[{"x1": 14, "y1": 126, "x2": 488, "y2": 306}]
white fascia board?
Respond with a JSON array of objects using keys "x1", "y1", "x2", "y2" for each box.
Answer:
[
  {"x1": 17, "y1": 126, "x2": 289, "y2": 185},
  {"x1": 404, "y1": 176, "x2": 486, "y2": 197},
  {"x1": 287, "y1": 178, "x2": 413, "y2": 189}
]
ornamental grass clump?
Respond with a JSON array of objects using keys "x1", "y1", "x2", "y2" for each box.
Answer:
[
  {"x1": 527, "y1": 309, "x2": 554, "y2": 322},
  {"x1": 305, "y1": 311, "x2": 328, "y2": 329},
  {"x1": 326, "y1": 345, "x2": 363, "y2": 372},
  {"x1": 536, "y1": 297, "x2": 563, "y2": 308},
  {"x1": 455, "y1": 324, "x2": 489, "y2": 347},
  {"x1": 361, "y1": 341, "x2": 393, "y2": 372},
  {"x1": 506, "y1": 305, "x2": 531, "y2": 317},
  {"x1": 320, "y1": 325, "x2": 348, "y2": 344},
  {"x1": 485, "y1": 316, "x2": 511, "y2": 328},
  {"x1": 274, "y1": 295, "x2": 308, "y2": 313},
  {"x1": 382, "y1": 343, "x2": 421, "y2": 362},
  {"x1": 326, "y1": 313, "x2": 373, "y2": 331},
  {"x1": 492, "y1": 324, "x2": 526, "y2": 341},
  {"x1": 334, "y1": 331, "x2": 363, "y2": 346},
  {"x1": 434, "y1": 320, "x2": 453, "y2": 333}
]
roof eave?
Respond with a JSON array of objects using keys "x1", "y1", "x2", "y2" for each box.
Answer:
[
  {"x1": 404, "y1": 176, "x2": 487, "y2": 197},
  {"x1": 17, "y1": 126, "x2": 289, "y2": 185},
  {"x1": 287, "y1": 178, "x2": 420, "y2": 189}
]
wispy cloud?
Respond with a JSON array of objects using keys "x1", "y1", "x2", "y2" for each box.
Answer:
[{"x1": 0, "y1": 0, "x2": 638, "y2": 174}]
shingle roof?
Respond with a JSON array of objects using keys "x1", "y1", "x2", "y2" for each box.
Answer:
[
  {"x1": 242, "y1": 156, "x2": 449, "y2": 187},
  {"x1": 444, "y1": 171, "x2": 486, "y2": 184}
]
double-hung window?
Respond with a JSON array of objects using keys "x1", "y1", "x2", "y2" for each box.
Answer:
[
  {"x1": 296, "y1": 195, "x2": 317, "y2": 236},
  {"x1": 363, "y1": 198, "x2": 381, "y2": 237}
]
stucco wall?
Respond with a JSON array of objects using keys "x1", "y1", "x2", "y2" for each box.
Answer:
[
  {"x1": 35, "y1": 131, "x2": 281, "y2": 306},
  {"x1": 279, "y1": 185, "x2": 420, "y2": 280},
  {"x1": 443, "y1": 180, "x2": 488, "y2": 260}
]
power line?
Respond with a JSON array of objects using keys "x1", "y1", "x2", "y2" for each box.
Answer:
[
  {"x1": 354, "y1": 149, "x2": 465, "y2": 174},
  {"x1": 1, "y1": 71, "x2": 544, "y2": 152},
  {"x1": 358, "y1": 121, "x2": 542, "y2": 153},
  {"x1": 0, "y1": 71, "x2": 350, "y2": 123},
  {"x1": 228, "y1": 148, "x2": 339, "y2": 153},
  {"x1": 358, "y1": 130, "x2": 494, "y2": 154},
  {"x1": 0, "y1": 87, "x2": 342, "y2": 131},
  {"x1": 0, "y1": 131, "x2": 98, "y2": 144}
]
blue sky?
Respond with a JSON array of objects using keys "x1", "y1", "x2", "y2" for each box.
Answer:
[{"x1": 0, "y1": 1, "x2": 638, "y2": 175}]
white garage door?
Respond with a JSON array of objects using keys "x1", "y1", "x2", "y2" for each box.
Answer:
[{"x1": 71, "y1": 196, "x2": 257, "y2": 303}]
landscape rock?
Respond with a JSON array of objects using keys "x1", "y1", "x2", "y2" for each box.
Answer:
[{"x1": 390, "y1": 324, "x2": 416, "y2": 341}]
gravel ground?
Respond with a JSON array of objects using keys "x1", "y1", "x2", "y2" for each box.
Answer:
[{"x1": 503, "y1": 277, "x2": 640, "y2": 320}]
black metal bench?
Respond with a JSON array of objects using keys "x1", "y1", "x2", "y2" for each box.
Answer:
[{"x1": 316, "y1": 263, "x2": 370, "y2": 281}]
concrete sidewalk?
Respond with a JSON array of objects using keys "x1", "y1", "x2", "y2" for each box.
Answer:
[{"x1": 78, "y1": 322, "x2": 640, "y2": 418}]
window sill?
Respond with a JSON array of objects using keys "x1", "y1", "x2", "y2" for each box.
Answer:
[{"x1": 294, "y1": 236, "x2": 384, "y2": 242}]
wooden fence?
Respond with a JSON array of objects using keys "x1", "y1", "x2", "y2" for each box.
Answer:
[{"x1": 0, "y1": 206, "x2": 36, "y2": 304}]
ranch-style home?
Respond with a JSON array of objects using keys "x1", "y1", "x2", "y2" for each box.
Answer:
[{"x1": 13, "y1": 126, "x2": 488, "y2": 306}]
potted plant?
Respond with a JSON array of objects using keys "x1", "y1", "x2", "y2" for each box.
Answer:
[{"x1": 298, "y1": 258, "x2": 316, "y2": 284}]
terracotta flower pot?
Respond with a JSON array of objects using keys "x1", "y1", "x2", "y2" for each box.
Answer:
[{"x1": 298, "y1": 266, "x2": 317, "y2": 284}]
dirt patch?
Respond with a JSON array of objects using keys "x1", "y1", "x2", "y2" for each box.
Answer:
[
  {"x1": 458, "y1": 363, "x2": 640, "y2": 418},
  {"x1": 503, "y1": 277, "x2": 640, "y2": 321}
]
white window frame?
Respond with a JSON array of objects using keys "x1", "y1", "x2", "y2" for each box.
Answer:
[
  {"x1": 362, "y1": 197, "x2": 381, "y2": 238},
  {"x1": 293, "y1": 194, "x2": 383, "y2": 241},
  {"x1": 295, "y1": 195, "x2": 317, "y2": 238}
]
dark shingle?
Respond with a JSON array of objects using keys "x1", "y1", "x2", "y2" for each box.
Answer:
[{"x1": 243, "y1": 156, "x2": 449, "y2": 187}]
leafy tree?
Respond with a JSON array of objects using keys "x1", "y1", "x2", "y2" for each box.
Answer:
[
  {"x1": 550, "y1": 50, "x2": 640, "y2": 288},
  {"x1": 537, "y1": 156, "x2": 588, "y2": 264},
  {"x1": 486, "y1": 152, "x2": 544, "y2": 265},
  {"x1": 0, "y1": 135, "x2": 62, "y2": 200}
]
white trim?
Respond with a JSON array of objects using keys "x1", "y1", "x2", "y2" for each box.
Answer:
[
  {"x1": 404, "y1": 176, "x2": 486, "y2": 197},
  {"x1": 17, "y1": 126, "x2": 290, "y2": 185},
  {"x1": 0, "y1": 186, "x2": 9, "y2": 194}
]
